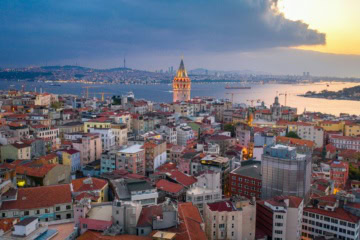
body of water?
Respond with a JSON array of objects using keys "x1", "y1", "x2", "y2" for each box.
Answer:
[{"x1": 2, "y1": 81, "x2": 360, "y2": 116}]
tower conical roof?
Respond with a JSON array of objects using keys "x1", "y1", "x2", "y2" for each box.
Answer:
[{"x1": 176, "y1": 58, "x2": 188, "y2": 78}]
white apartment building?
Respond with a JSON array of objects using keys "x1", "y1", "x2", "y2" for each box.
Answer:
[
  {"x1": 89, "y1": 128, "x2": 116, "y2": 151},
  {"x1": 257, "y1": 196, "x2": 304, "y2": 240},
  {"x1": 288, "y1": 123, "x2": 324, "y2": 148},
  {"x1": 204, "y1": 198, "x2": 256, "y2": 240},
  {"x1": 30, "y1": 125, "x2": 59, "y2": 145},
  {"x1": 186, "y1": 171, "x2": 222, "y2": 214},
  {"x1": 196, "y1": 143, "x2": 220, "y2": 155},
  {"x1": 158, "y1": 124, "x2": 177, "y2": 144},
  {"x1": 329, "y1": 135, "x2": 360, "y2": 151},
  {"x1": 176, "y1": 123, "x2": 195, "y2": 146},
  {"x1": 302, "y1": 195, "x2": 360, "y2": 240}
]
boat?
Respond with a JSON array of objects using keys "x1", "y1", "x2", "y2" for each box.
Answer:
[
  {"x1": 49, "y1": 83, "x2": 61, "y2": 86},
  {"x1": 225, "y1": 85, "x2": 251, "y2": 89}
]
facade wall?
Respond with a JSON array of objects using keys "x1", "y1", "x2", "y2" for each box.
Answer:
[
  {"x1": 230, "y1": 173, "x2": 262, "y2": 200},
  {"x1": 261, "y1": 154, "x2": 311, "y2": 200}
]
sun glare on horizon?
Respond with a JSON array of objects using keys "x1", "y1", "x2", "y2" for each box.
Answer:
[{"x1": 278, "y1": 0, "x2": 360, "y2": 55}]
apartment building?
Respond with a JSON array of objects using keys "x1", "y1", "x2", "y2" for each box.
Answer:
[
  {"x1": 0, "y1": 184, "x2": 73, "y2": 222},
  {"x1": 110, "y1": 123, "x2": 128, "y2": 146},
  {"x1": 287, "y1": 122, "x2": 324, "y2": 148},
  {"x1": 1, "y1": 142, "x2": 31, "y2": 162},
  {"x1": 302, "y1": 195, "x2": 360, "y2": 240},
  {"x1": 186, "y1": 171, "x2": 222, "y2": 214},
  {"x1": 176, "y1": 123, "x2": 195, "y2": 146},
  {"x1": 204, "y1": 198, "x2": 256, "y2": 240},
  {"x1": 117, "y1": 144, "x2": 146, "y2": 175},
  {"x1": 230, "y1": 161, "x2": 262, "y2": 200},
  {"x1": 256, "y1": 196, "x2": 304, "y2": 240},
  {"x1": 143, "y1": 140, "x2": 167, "y2": 175},
  {"x1": 66, "y1": 133, "x2": 102, "y2": 166},
  {"x1": 261, "y1": 144, "x2": 312, "y2": 200},
  {"x1": 329, "y1": 135, "x2": 360, "y2": 151},
  {"x1": 89, "y1": 127, "x2": 116, "y2": 151}
]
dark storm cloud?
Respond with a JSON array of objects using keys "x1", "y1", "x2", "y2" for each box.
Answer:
[{"x1": 0, "y1": 0, "x2": 325, "y2": 66}]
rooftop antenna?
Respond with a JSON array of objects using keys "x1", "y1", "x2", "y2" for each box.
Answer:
[{"x1": 123, "y1": 57, "x2": 126, "y2": 69}]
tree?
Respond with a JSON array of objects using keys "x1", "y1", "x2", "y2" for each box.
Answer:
[
  {"x1": 349, "y1": 164, "x2": 360, "y2": 181},
  {"x1": 224, "y1": 123, "x2": 236, "y2": 137},
  {"x1": 50, "y1": 101, "x2": 61, "y2": 109},
  {"x1": 285, "y1": 131, "x2": 301, "y2": 139}
]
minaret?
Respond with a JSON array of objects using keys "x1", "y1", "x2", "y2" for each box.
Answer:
[{"x1": 173, "y1": 57, "x2": 191, "y2": 102}]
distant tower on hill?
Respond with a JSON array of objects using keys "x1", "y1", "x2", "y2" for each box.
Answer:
[{"x1": 173, "y1": 57, "x2": 191, "y2": 102}]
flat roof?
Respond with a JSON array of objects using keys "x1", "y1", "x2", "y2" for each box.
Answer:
[
  {"x1": 231, "y1": 163, "x2": 261, "y2": 180},
  {"x1": 118, "y1": 144, "x2": 144, "y2": 154},
  {"x1": 87, "y1": 204, "x2": 112, "y2": 221}
]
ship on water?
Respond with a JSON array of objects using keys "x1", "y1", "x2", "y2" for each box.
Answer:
[{"x1": 225, "y1": 84, "x2": 251, "y2": 89}]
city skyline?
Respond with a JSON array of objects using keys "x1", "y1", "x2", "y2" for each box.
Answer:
[{"x1": 1, "y1": 0, "x2": 360, "y2": 77}]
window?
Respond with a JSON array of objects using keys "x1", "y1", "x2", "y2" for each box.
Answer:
[
  {"x1": 83, "y1": 223, "x2": 88, "y2": 229},
  {"x1": 275, "y1": 230, "x2": 283, "y2": 234},
  {"x1": 36, "y1": 210, "x2": 40, "y2": 214},
  {"x1": 56, "y1": 206, "x2": 61, "y2": 211},
  {"x1": 66, "y1": 205, "x2": 71, "y2": 210},
  {"x1": 219, "y1": 224, "x2": 225, "y2": 228},
  {"x1": 66, "y1": 213, "x2": 72, "y2": 219},
  {"x1": 232, "y1": 216, "x2": 235, "y2": 221},
  {"x1": 24, "y1": 211, "x2": 29, "y2": 216},
  {"x1": 275, "y1": 215, "x2": 283, "y2": 219}
]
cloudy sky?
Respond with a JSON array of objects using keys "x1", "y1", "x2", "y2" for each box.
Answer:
[{"x1": 1, "y1": 0, "x2": 359, "y2": 77}]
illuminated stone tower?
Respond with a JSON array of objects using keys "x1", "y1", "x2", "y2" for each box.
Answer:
[{"x1": 173, "y1": 57, "x2": 191, "y2": 102}]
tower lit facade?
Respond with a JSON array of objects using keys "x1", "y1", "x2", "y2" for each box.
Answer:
[{"x1": 173, "y1": 58, "x2": 191, "y2": 102}]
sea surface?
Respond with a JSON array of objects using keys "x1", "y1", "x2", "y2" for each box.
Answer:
[{"x1": 1, "y1": 81, "x2": 360, "y2": 116}]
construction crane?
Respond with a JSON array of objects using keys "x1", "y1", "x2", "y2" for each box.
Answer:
[
  {"x1": 246, "y1": 99, "x2": 262, "y2": 107},
  {"x1": 225, "y1": 92, "x2": 241, "y2": 104},
  {"x1": 279, "y1": 92, "x2": 288, "y2": 106},
  {"x1": 98, "y1": 92, "x2": 113, "y2": 101},
  {"x1": 82, "y1": 86, "x2": 97, "y2": 99}
]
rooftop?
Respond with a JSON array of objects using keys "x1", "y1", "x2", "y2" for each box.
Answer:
[
  {"x1": 231, "y1": 163, "x2": 261, "y2": 180},
  {"x1": 118, "y1": 144, "x2": 144, "y2": 154}
]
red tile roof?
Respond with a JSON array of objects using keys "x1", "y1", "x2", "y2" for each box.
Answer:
[
  {"x1": 16, "y1": 162, "x2": 57, "y2": 178},
  {"x1": 326, "y1": 144, "x2": 337, "y2": 154},
  {"x1": 175, "y1": 202, "x2": 207, "y2": 240},
  {"x1": 156, "y1": 179, "x2": 184, "y2": 194},
  {"x1": 62, "y1": 149, "x2": 80, "y2": 155},
  {"x1": 165, "y1": 170, "x2": 197, "y2": 187},
  {"x1": 72, "y1": 177, "x2": 107, "y2": 192},
  {"x1": 155, "y1": 162, "x2": 177, "y2": 172},
  {"x1": 276, "y1": 136, "x2": 315, "y2": 148},
  {"x1": 77, "y1": 231, "x2": 152, "y2": 240},
  {"x1": 207, "y1": 201, "x2": 235, "y2": 212},
  {"x1": 0, "y1": 184, "x2": 71, "y2": 210},
  {"x1": 304, "y1": 207, "x2": 360, "y2": 223},
  {"x1": 137, "y1": 205, "x2": 163, "y2": 227},
  {"x1": 75, "y1": 192, "x2": 100, "y2": 202}
]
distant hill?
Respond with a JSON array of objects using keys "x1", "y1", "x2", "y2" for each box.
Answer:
[{"x1": 0, "y1": 71, "x2": 52, "y2": 80}]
